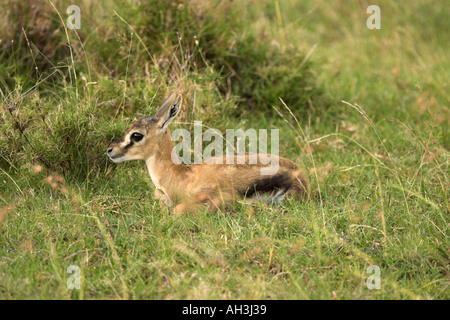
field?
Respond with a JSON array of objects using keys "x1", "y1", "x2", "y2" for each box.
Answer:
[{"x1": 0, "y1": 0, "x2": 448, "y2": 299}]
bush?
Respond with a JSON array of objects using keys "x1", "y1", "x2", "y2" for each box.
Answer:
[{"x1": 0, "y1": 0, "x2": 323, "y2": 182}]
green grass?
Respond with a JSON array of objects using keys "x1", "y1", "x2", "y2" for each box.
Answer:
[{"x1": 0, "y1": 0, "x2": 448, "y2": 299}]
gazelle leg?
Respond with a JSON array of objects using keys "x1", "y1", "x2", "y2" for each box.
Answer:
[
  {"x1": 154, "y1": 189, "x2": 172, "y2": 205},
  {"x1": 173, "y1": 193, "x2": 223, "y2": 215}
]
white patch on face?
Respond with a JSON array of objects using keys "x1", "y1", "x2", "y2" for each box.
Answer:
[
  {"x1": 112, "y1": 153, "x2": 143, "y2": 162},
  {"x1": 109, "y1": 155, "x2": 127, "y2": 163}
]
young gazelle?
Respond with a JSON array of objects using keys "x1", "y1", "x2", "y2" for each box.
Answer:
[{"x1": 107, "y1": 92, "x2": 309, "y2": 214}]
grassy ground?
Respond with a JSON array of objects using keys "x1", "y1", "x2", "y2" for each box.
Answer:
[{"x1": 0, "y1": 0, "x2": 448, "y2": 299}]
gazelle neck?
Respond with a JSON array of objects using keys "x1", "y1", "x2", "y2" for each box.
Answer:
[{"x1": 144, "y1": 128, "x2": 189, "y2": 202}]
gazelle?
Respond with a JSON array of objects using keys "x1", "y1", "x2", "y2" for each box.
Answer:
[{"x1": 107, "y1": 92, "x2": 309, "y2": 214}]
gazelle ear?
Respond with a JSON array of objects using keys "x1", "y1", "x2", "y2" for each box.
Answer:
[{"x1": 156, "y1": 92, "x2": 182, "y2": 130}]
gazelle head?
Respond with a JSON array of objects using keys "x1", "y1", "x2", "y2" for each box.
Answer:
[{"x1": 107, "y1": 92, "x2": 182, "y2": 163}]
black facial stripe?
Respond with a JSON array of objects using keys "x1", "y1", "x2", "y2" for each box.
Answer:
[{"x1": 123, "y1": 141, "x2": 134, "y2": 150}]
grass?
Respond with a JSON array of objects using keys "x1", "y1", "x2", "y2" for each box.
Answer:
[{"x1": 0, "y1": 0, "x2": 448, "y2": 299}]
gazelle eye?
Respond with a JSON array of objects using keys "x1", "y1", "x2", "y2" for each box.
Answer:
[{"x1": 131, "y1": 132, "x2": 144, "y2": 142}]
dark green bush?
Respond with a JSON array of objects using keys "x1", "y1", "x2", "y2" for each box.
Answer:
[{"x1": 0, "y1": 0, "x2": 323, "y2": 182}]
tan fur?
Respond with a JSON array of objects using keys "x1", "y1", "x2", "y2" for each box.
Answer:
[{"x1": 107, "y1": 93, "x2": 309, "y2": 214}]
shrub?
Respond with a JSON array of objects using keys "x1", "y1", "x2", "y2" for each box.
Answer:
[{"x1": 0, "y1": 0, "x2": 323, "y2": 182}]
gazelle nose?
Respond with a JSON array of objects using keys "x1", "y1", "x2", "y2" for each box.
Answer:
[{"x1": 107, "y1": 148, "x2": 113, "y2": 154}]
